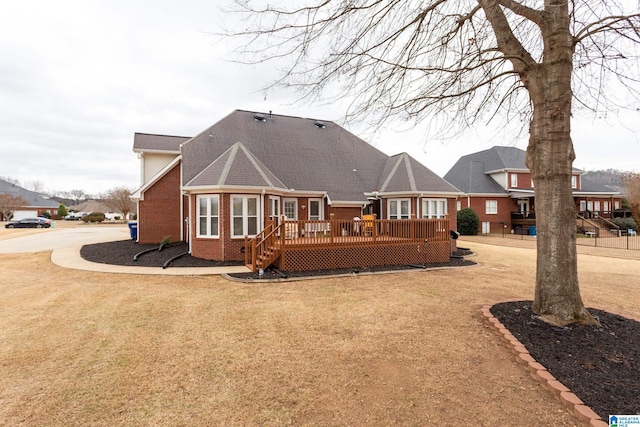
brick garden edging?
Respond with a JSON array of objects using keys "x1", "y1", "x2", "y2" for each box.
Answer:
[{"x1": 480, "y1": 304, "x2": 608, "y2": 427}]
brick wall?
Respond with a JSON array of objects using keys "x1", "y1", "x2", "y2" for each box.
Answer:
[{"x1": 137, "y1": 164, "x2": 182, "y2": 244}]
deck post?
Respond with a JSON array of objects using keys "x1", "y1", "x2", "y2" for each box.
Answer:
[
  {"x1": 329, "y1": 213, "x2": 335, "y2": 245},
  {"x1": 244, "y1": 235, "x2": 249, "y2": 267},
  {"x1": 372, "y1": 214, "x2": 377, "y2": 242},
  {"x1": 250, "y1": 235, "x2": 257, "y2": 271}
]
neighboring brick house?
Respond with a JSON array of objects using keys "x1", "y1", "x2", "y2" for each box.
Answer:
[
  {"x1": 0, "y1": 178, "x2": 60, "y2": 220},
  {"x1": 132, "y1": 110, "x2": 462, "y2": 262},
  {"x1": 444, "y1": 146, "x2": 622, "y2": 235}
]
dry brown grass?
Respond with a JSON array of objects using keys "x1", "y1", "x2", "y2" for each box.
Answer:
[{"x1": 1, "y1": 238, "x2": 639, "y2": 426}]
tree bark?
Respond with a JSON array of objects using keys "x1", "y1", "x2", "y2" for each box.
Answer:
[{"x1": 523, "y1": 1, "x2": 598, "y2": 326}]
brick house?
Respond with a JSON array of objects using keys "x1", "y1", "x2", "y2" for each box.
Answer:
[
  {"x1": 443, "y1": 146, "x2": 622, "y2": 235},
  {"x1": 132, "y1": 110, "x2": 462, "y2": 265},
  {"x1": 0, "y1": 178, "x2": 60, "y2": 220}
]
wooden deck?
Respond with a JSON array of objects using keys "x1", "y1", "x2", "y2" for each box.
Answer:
[{"x1": 245, "y1": 217, "x2": 453, "y2": 272}]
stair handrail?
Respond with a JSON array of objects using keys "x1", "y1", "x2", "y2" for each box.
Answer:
[{"x1": 245, "y1": 219, "x2": 284, "y2": 271}]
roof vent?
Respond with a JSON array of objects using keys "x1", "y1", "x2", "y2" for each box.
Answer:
[
  {"x1": 254, "y1": 113, "x2": 266, "y2": 122},
  {"x1": 315, "y1": 121, "x2": 326, "y2": 129}
]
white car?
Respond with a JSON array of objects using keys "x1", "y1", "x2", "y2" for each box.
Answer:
[{"x1": 64, "y1": 212, "x2": 88, "y2": 220}]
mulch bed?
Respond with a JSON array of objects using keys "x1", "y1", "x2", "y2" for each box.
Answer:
[
  {"x1": 80, "y1": 240, "x2": 475, "y2": 275},
  {"x1": 80, "y1": 240, "x2": 243, "y2": 268},
  {"x1": 491, "y1": 301, "x2": 640, "y2": 420}
]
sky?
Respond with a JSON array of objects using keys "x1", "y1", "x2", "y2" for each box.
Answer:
[{"x1": 1, "y1": 1, "x2": 639, "y2": 196}]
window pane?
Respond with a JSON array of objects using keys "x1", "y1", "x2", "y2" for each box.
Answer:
[
  {"x1": 211, "y1": 197, "x2": 218, "y2": 214},
  {"x1": 390, "y1": 201, "x2": 397, "y2": 216},
  {"x1": 233, "y1": 217, "x2": 243, "y2": 235},
  {"x1": 248, "y1": 198, "x2": 257, "y2": 216},
  {"x1": 233, "y1": 197, "x2": 243, "y2": 214},
  {"x1": 199, "y1": 217, "x2": 207, "y2": 235},
  {"x1": 199, "y1": 198, "x2": 207, "y2": 215},
  {"x1": 248, "y1": 217, "x2": 257, "y2": 235},
  {"x1": 310, "y1": 201, "x2": 319, "y2": 216},
  {"x1": 210, "y1": 218, "x2": 218, "y2": 236}
]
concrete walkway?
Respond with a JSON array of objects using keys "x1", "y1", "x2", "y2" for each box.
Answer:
[{"x1": 0, "y1": 224, "x2": 250, "y2": 276}]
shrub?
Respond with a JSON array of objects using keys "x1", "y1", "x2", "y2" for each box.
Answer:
[
  {"x1": 40, "y1": 212, "x2": 51, "y2": 218},
  {"x1": 82, "y1": 212, "x2": 106, "y2": 223},
  {"x1": 457, "y1": 208, "x2": 479, "y2": 235},
  {"x1": 612, "y1": 217, "x2": 638, "y2": 231}
]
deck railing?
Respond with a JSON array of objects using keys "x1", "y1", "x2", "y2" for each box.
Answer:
[
  {"x1": 245, "y1": 216, "x2": 452, "y2": 271},
  {"x1": 278, "y1": 217, "x2": 450, "y2": 246}
]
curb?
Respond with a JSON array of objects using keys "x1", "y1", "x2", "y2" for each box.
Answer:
[
  {"x1": 221, "y1": 262, "x2": 479, "y2": 283},
  {"x1": 480, "y1": 304, "x2": 608, "y2": 427}
]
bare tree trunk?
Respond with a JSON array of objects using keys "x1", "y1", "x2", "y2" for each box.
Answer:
[{"x1": 524, "y1": 0, "x2": 598, "y2": 326}]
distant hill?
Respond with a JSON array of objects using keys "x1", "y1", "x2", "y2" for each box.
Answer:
[{"x1": 583, "y1": 169, "x2": 626, "y2": 194}]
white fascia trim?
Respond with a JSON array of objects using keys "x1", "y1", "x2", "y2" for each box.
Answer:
[
  {"x1": 484, "y1": 168, "x2": 530, "y2": 174},
  {"x1": 132, "y1": 148, "x2": 181, "y2": 155},
  {"x1": 380, "y1": 191, "x2": 463, "y2": 198},
  {"x1": 417, "y1": 191, "x2": 466, "y2": 197},
  {"x1": 465, "y1": 193, "x2": 511, "y2": 198},
  {"x1": 331, "y1": 201, "x2": 367, "y2": 207},
  {"x1": 182, "y1": 185, "x2": 288, "y2": 195},
  {"x1": 131, "y1": 155, "x2": 182, "y2": 200},
  {"x1": 573, "y1": 191, "x2": 620, "y2": 196}
]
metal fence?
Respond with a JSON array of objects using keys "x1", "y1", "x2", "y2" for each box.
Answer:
[{"x1": 476, "y1": 221, "x2": 640, "y2": 251}]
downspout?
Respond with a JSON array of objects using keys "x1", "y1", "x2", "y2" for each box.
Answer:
[{"x1": 222, "y1": 194, "x2": 225, "y2": 262}]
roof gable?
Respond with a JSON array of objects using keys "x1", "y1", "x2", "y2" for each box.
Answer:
[
  {"x1": 444, "y1": 147, "x2": 522, "y2": 194},
  {"x1": 185, "y1": 142, "x2": 287, "y2": 190}
]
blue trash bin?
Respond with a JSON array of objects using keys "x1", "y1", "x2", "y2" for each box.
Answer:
[
  {"x1": 528, "y1": 226, "x2": 537, "y2": 236},
  {"x1": 128, "y1": 221, "x2": 138, "y2": 240}
]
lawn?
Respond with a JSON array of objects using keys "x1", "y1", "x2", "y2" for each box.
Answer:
[{"x1": 1, "y1": 239, "x2": 638, "y2": 426}]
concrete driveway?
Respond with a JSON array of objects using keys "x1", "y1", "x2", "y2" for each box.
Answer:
[{"x1": 0, "y1": 224, "x2": 129, "y2": 254}]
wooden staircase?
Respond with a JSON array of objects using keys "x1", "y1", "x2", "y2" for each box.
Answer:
[
  {"x1": 576, "y1": 214, "x2": 620, "y2": 237},
  {"x1": 245, "y1": 219, "x2": 283, "y2": 272}
]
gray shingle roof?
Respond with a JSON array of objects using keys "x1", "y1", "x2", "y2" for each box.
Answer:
[
  {"x1": 186, "y1": 142, "x2": 288, "y2": 190},
  {"x1": 577, "y1": 176, "x2": 620, "y2": 194},
  {"x1": 133, "y1": 133, "x2": 191, "y2": 152},
  {"x1": 379, "y1": 153, "x2": 460, "y2": 193},
  {"x1": 179, "y1": 110, "x2": 457, "y2": 202},
  {"x1": 443, "y1": 147, "x2": 517, "y2": 194},
  {"x1": 444, "y1": 146, "x2": 618, "y2": 196},
  {"x1": 0, "y1": 179, "x2": 60, "y2": 208}
]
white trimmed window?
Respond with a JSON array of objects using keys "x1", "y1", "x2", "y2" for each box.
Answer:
[
  {"x1": 456, "y1": 201, "x2": 461, "y2": 211},
  {"x1": 308, "y1": 198, "x2": 323, "y2": 221},
  {"x1": 283, "y1": 199, "x2": 297, "y2": 220},
  {"x1": 422, "y1": 198, "x2": 447, "y2": 218},
  {"x1": 197, "y1": 195, "x2": 219, "y2": 238},
  {"x1": 486, "y1": 200, "x2": 498, "y2": 215},
  {"x1": 388, "y1": 199, "x2": 410, "y2": 219},
  {"x1": 571, "y1": 175, "x2": 577, "y2": 189},
  {"x1": 511, "y1": 174, "x2": 518, "y2": 188},
  {"x1": 231, "y1": 195, "x2": 260, "y2": 238}
]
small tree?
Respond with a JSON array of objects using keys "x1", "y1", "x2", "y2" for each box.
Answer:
[
  {"x1": 58, "y1": 204, "x2": 68, "y2": 218},
  {"x1": 457, "y1": 208, "x2": 480, "y2": 236},
  {"x1": 103, "y1": 187, "x2": 135, "y2": 220},
  {"x1": 0, "y1": 194, "x2": 27, "y2": 221},
  {"x1": 622, "y1": 172, "x2": 640, "y2": 227}
]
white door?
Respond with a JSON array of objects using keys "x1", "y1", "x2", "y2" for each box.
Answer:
[
  {"x1": 283, "y1": 199, "x2": 297, "y2": 220},
  {"x1": 482, "y1": 221, "x2": 491, "y2": 234},
  {"x1": 269, "y1": 196, "x2": 280, "y2": 225}
]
